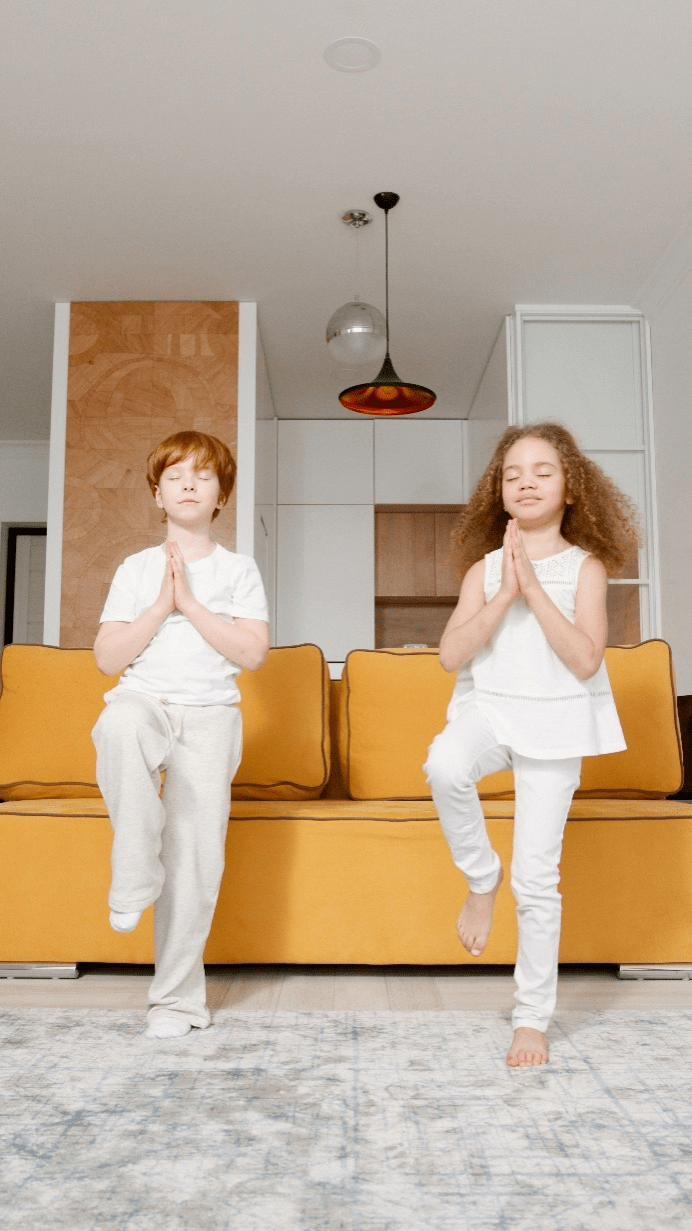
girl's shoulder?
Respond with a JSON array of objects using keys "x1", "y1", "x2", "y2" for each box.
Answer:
[{"x1": 534, "y1": 544, "x2": 590, "y2": 585}]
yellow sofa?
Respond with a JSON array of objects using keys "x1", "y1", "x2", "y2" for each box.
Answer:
[{"x1": 0, "y1": 640, "x2": 690, "y2": 970}]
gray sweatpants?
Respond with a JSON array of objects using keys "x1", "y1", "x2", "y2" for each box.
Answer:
[{"x1": 92, "y1": 690, "x2": 242, "y2": 1029}]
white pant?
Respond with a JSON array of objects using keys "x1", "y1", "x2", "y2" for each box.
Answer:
[
  {"x1": 424, "y1": 705, "x2": 580, "y2": 1032},
  {"x1": 92, "y1": 690, "x2": 242, "y2": 1029}
]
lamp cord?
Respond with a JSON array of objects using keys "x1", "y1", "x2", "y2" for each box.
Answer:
[{"x1": 384, "y1": 208, "x2": 390, "y2": 354}]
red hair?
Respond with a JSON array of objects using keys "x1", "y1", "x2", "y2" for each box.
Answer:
[{"x1": 146, "y1": 431, "x2": 236, "y2": 521}]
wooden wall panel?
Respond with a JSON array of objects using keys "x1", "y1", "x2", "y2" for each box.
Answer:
[
  {"x1": 375, "y1": 512, "x2": 436, "y2": 597},
  {"x1": 61, "y1": 302, "x2": 239, "y2": 648},
  {"x1": 375, "y1": 601, "x2": 456, "y2": 649}
]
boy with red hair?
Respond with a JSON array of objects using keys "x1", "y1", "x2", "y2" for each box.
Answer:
[{"x1": 93, "y1": 431, "x2": 269, "y2": 1039}]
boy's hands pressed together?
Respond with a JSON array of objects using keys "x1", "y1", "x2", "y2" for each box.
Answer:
[
  {"x1": 166, "y1": 540, "x2": 197, "y2": 616},
  {"x1": 154, "y1": 547, "x2": 176, "y2": 618}
]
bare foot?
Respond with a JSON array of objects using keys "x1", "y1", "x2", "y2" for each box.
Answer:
[
  {"x1": 506, "y1": 1027, "x2": 549, "y2": 1068},
  {"x1": 456, "y1": 867, "x2": 504, "y2": 956}
]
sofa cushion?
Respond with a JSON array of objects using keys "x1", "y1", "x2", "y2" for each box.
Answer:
[
  {"x1": 2, "y1": 795, "x2": 691, "y2": 823},
  {"x1": 339, "y1": 641, "x2": 682, "y2": 800},
  {"x1": 0, "y1": 645, "x2": 120, "y2": 799},
  {"x1": 577, "y1": 641, "x2": 681, "y2": 797},
  {"x1": 234, "y1": 643, "x2": 331, "y2": 800},
  {"x1": 0, "y1": 642, "x2": 331, "y2": 803},
  {"x1": 339, "y1": 649, "x2": 456, "y2": 800}
]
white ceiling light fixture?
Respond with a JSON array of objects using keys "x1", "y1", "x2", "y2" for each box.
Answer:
[
  {"x1": 324, "y1": 38, "x2": 381, "y2": 73},
  {"x1": 326, "y1": 301, "x2": 387, "y2": 367},
  {"x1": 326, "y1": 208, "x2": 387, "y2": 368}
]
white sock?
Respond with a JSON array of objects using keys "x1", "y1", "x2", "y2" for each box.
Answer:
[
  {"x1": 109, "y1": 909, "x2": 142, "y2": 933},
  {"x1": 145, "y1": 1017, "x2": 192, "y2": 1039}
]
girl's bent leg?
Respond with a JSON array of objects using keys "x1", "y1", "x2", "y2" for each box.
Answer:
[
  {"x1": 510, "y1": 755, "x2": 581, "y2": 1035},
  {"x1": 92, "y1": 692, "x2": 174, "y2": 913},
  {"x1": 147, "y1": 704, "x2": 242, "y2": 1031},
  {"x1": 425, "y1": 708, "x2": 510, "y2": 893}
]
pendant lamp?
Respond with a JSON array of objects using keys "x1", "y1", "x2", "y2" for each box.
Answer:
[
  {"x1": 326, "y1": 210, "x2": 387, "y2": 368},
  {"x1": 339, "y1": 192, "x2": 436, "y2": 416}
]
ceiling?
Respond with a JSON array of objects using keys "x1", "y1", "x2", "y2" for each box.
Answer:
[{"x1": 2, "y1": 0, "x2": 692, "y2": 437}]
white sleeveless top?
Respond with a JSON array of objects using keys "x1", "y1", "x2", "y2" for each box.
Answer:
[{"x1": 447, "y1": 545, "x2": 626, "y2": 759}]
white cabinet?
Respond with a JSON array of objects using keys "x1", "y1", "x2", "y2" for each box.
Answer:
[
  {"x1": 278, "y1": 421, "x2": 373, "y2": 504},
  {"x1": 275, "y1": 419, "x2": 470, "y2": 664},
  {"x1": 276, "y1": 505, "x2": 374, "y2": 661},
  {"x1": 374, "y1": 421, "x2": 463, "y2": 503}
]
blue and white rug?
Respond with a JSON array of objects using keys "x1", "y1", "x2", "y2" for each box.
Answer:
[{"x1": 1, "y1": 1009, "x2": 691, "y2": 1230}]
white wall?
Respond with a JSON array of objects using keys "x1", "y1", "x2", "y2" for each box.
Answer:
[
  {"x1": 0, "y1": 441, "x2": 50, "y2": 637},
  {"x1": 0, "y1": 442, "x2": 49, "y2": 523},
  {"x1": 637, "y1": 229, "x2": 692, "y2": 693}
]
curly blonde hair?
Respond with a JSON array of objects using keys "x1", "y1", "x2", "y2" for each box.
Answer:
[{"x1": 453, "y1": 422, "x2": 641, "y2": 579}]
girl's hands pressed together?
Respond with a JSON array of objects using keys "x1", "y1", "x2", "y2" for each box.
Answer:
[
  {"x1": 499, "y1": 521, "x2": 520, "y2": 601},
  {"x1": 507, "y1": 519, "x2": 539, "y2": 598}
]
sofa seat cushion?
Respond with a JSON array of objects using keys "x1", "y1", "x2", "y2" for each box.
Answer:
[
  {"x1": 338, "y1": 642, "x2": 682, "y2": 801},
  {"x1": 2, "y1": 796, "x2": 691, "y2": 824},
  {"x1": 0, "y1": 796, "x2": 441, "y2": 822},
  {"x1": 0, "y1": 642, "x2": 331, "y2": 802}
]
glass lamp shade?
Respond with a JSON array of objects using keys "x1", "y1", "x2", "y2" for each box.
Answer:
[
  {"x1": 339, "y1": 354, "x2": 436, "y2": 416},
  {"x1": 326, "y1": 301, "x2": 387, "y2": 367}
]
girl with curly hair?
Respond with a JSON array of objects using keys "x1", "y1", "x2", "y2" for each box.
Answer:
[{"x1": 424, "y1": 422, "x2": 640, "y2": 1069}]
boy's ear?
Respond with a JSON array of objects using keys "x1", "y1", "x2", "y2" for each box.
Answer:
[{"x1": 154, "y1": 486, "x2": 164, "y2": 509}]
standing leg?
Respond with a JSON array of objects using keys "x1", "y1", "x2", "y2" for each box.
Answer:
[
  {"x1": 92, "y1": 692, "x2": 175, "y2": 913},
  {"x1": 425, "y1": 707, "x2": 511, "y2": 954},
  {"x1": 507, "y1": 754, "x2": 581, "y2": 1067},
  {"x1": 147, "y1": 703, "x2": 242, "y2": 1032}
]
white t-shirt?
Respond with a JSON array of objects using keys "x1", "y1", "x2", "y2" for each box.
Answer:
[{"x1": 100, "y1": 544, "x2": 269, "y2": 706}]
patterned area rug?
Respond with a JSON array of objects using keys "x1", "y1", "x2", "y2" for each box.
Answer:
[{"x1": 1, "y1": 1009, "x2": 692, "y2": 1231}]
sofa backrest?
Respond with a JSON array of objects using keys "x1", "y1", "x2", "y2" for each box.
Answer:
[
  {"x1": 0, "y1": 643, "x2": 330, "y2": 802},
  {"x1": 338, "y1": 642, "x2": 682, "y2": 800},
  {"x1": 234, "y1": 643, "x2": 331, "y2": 800}
]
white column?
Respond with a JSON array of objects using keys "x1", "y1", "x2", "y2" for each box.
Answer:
[{"x1": 43, "y1": 303, "x2": 70, "y2": 646}]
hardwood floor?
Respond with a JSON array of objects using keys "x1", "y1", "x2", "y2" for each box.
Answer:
[{"x1": 2, "y1": 964, "x2": 692, "y2": 1011}]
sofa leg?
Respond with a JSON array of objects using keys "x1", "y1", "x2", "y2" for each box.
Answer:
[
  {"x1": 617, "y1": 964, "x2": 692, "y2": 980},
  {"x1": 0, "y1": 963, "x2": 79, "y2": 979}
]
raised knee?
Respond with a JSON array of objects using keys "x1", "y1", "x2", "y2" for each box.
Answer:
[
  {"x1": 425, "y1": 745, "x2": 476, "y2": 795},
  {"x1": 425, "y1": 740, "x2": 455, "y2": 790},
  {"x1": 94, "y1": 698, "x2": 156, "y2": 744}
]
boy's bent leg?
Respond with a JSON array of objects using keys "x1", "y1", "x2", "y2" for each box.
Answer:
[
  {"x1": 147, "y1": 704, "x2": 242, "y2": 1030},
  {"x1": 509, "y1": 755, "x2": 581, "y2": 1039},
  {"x1": 92, "y1": 692, "x2": 174, "y2": 912}
]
